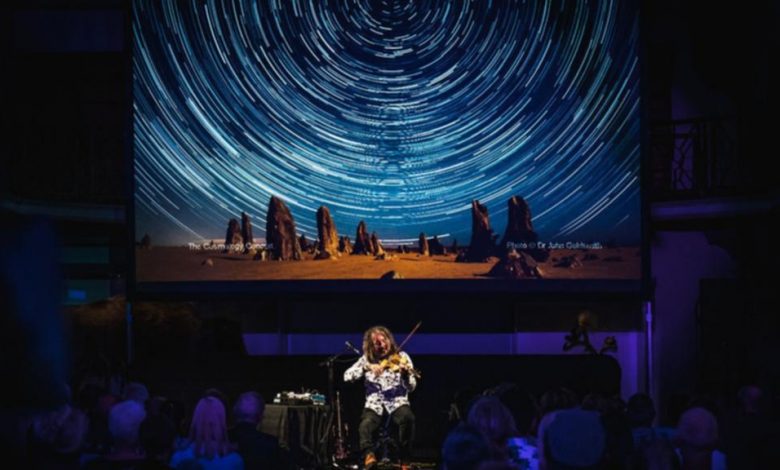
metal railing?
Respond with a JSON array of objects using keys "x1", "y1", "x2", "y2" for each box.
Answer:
[{"x1": 649, "y1": 117, "x2": 739, "y2": 200}]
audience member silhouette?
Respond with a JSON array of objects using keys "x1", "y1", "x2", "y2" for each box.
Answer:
[
  {"x1": 541, "y1": 409, "x2": 607, "y2": 470},
  {"x1": 724, "y1": 385, "x2": 779, "y2": 469},
  {"x1": 228, "y1": 392, "x2": 281, "y2": 470},
  {"x1": 139, "y1": 412, "x2": 178, "y2": 469},
  {"x1": 123, "y1": 382, "x2": 150, "y2": 405},
  {"x1": 626, "y1": 393, "x2": 658, "y2": 449},
  {"x1": 28, "y1": 405, "x2": 89, "y2": 470},
  {"x1": 83, "y1": 400, "x2": 148, "y2": 469},
  {"x1": 169, "y1": 396, "x2": 243, "y2": 470},
  {"x1": 494, "y1": 384, "x2": 541, "y2": 470},
  {"x1": 582, "y1": 394, "x2": 633, "y2": 469},
  {"x1": 441, "y1": 423, "x2": 491, "y2": 470},
  {"x1": 539, "y1": 388, "x2": 579, "y2": 418},
  {"x1": 467, "y1": 396, "x2": 518, "y2": 462},
  {"x1": 674, "y1": 407, "x2": 725, "y2": 470}
]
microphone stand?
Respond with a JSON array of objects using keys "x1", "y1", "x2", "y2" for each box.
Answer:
[
  {"x1": 319, "y1": 344, "x2": 354, "y2": 407},
  {"x1": 319, "y1": 344, "x2": 359, "y2": 466},
  {"x1": 320, "y1": 342, "x2": 361, "y2": 405}
]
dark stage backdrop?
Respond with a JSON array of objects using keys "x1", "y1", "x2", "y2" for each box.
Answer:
[{"x1": 131, "y1": 0, "x2": 642, "y2": 292}]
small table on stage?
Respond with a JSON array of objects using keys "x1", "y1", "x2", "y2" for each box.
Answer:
[{"x1": 260, "y1": 404, "x2": 332, "y2": 468}]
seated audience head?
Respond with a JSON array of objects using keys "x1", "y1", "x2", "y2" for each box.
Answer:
[
  {"x1": 581, "y1": 393, "x2": 609, "y2": 413},
  {"x1": 98, "y1": 393, "x2": 120, "y2": 416},
  {"x1": 108, "y1": 400, "x2": 147, "y2": 450},
  {"x1": 203, "y1": 388, "x2": 229, "y2": 412},
  {"x1": 466, "y1": 395, "x2": 517, "y2": 459},
  {"x1": 76, "y1": 382, "x2": 105, "y2": 412},
  {"x1": 190, "y1": 396, "x2": 232, "y2": 458},
  {"x1": 140, "y1": 414, "x2": 177, "y2": 462},
  {"x1": 542, "y1": 409, "x2": 606, "y2": 470},
  {"x1": 123, "y1": 382, "x2": 150, "y2": 404},
  {"x1": 161, "y1": 398, "x2": 187, "y2": 435},
  {"x1": 539, "y1": 387, "x2": 579, "y2": 417},
  {"x1": 626, "y1": 393, "x2": 656, "y2": 429},
  {"x1": 675, "y1": 407, "x2": 718, "y2": 450},
  {"x1": 493, "y1": 383, "x2": 538, "y2": 436},
  {"x1": 233, "y1": 391, "x2": 265, "y2": 425},
  {"x1": 145, "y1": 395, "x2": 166, "y2": 417},
  {"x1": 442, "y1": 423, "x2": 491, "y2": 470},
  {"x1": 31, "y1": 405, "x2": 89, "y2": 455},
  {"x1": 449, "y1": 387, "x2": 481, "y2": 425},
  {"x1": 582, "y1": 394, "x2": 625, "y2": 416},
  {"x1": 737, "y1": 384, "x2": 766, "y2": 415}
]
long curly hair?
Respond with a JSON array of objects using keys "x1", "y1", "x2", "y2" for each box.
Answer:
[
  {"x1": 189, "y1": 396, "x2": 233, "y2": 459},
  {"x1": 362, "y1": 325, "x2": 399, "y2": 363}
]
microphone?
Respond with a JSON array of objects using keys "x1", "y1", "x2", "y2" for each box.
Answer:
[{"x1": 345, "y1": 341, "x2": 361, "y2": 355}]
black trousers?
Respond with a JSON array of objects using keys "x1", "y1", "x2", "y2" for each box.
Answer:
[{"x1": 358, "y1": 406, "x2": 415, "y2": 459}]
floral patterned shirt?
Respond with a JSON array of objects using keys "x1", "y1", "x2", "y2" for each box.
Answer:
[{"x1": 343, "y1": 352, "x2": 417, "y2": 415}]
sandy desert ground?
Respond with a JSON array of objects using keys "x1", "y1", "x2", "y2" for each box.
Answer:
[{"x1": 136, "y1": 246, "x2": 641, "y2": 282}]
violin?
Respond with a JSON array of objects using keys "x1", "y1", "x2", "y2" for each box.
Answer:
[
  {"x1": 377, "y1": 321, "x2": 423, "y2": 378},
  {"x1": 378, "y1": 352, "x2": 422, "y2": 378}
]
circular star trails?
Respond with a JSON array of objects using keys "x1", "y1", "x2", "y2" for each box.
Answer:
[{"x1": 133, "y1": 0, "x2": 640, "y2": 246}]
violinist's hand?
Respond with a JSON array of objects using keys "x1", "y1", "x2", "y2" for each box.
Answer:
[{"x1": 367, "y1": 364, "x2": 383, "y2": 377}]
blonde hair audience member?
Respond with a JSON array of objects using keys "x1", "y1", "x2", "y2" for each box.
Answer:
[{"x1": 169, "y1": 396, "x2": 243, "y2": 469}]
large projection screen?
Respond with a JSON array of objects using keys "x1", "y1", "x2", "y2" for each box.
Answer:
[{"x1": 132, "y1": 0, "x2": 642, "y2": 294}]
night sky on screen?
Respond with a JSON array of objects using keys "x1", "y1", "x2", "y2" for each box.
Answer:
[{"x1": 133, "y1": 0, "x2": 640, "y2": 246}]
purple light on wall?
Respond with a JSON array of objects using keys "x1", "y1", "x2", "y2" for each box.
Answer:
[{"x1": 651, "y1": 231, "x2": 735, "y2": 399}]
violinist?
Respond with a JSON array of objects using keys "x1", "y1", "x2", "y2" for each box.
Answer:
[{"x1": 344, "y1": 326, "x2": 417, "y2": 470}]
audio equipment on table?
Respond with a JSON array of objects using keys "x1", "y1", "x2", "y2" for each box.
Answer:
[{"x1": 273, "y1": 390, "x2": 326, "y2": 406}]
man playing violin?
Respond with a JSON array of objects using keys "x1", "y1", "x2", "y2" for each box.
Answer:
[{"x1": 344, "y1": 325, "x2": 417, "y2": 470}]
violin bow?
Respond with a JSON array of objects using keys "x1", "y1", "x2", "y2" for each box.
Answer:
[{"x1": 397, "y1": 321, "x2": 422, "y2": 351}]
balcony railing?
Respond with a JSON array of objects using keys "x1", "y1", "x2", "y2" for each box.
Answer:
[{"x1": 649, "y1": 117, "x2": 739, "y2": 201}]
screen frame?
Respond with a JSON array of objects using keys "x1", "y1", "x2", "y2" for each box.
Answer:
[{"x1": 126, "y1": 0, "x2": 652, "y2": 302}]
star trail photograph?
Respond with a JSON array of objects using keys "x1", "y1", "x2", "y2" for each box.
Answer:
[{"x1": 133, "y1": 0, "x2": 642, "y2": 283}]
